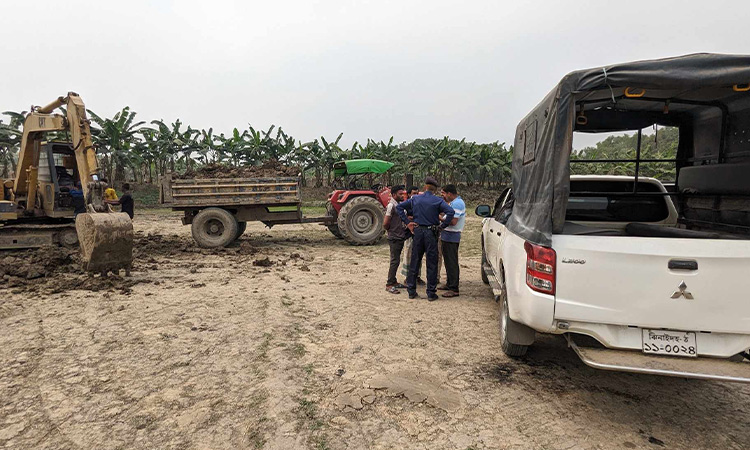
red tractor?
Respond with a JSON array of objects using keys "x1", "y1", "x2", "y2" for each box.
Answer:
[{"x1": 325, "y1": 159, "x2": 394, "y2": 245}]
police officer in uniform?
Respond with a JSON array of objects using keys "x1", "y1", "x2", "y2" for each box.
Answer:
[{"x1": 396, "y1": 177, "x2": 455, "y2": 301}]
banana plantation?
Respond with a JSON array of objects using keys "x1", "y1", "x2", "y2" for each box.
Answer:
[{"x1": 0, "y1": 106, "x2": 676, "y2": 186}]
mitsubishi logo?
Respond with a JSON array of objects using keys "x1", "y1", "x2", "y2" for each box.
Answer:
[{"x1": 671, "y1": 281, "x2": 694, "y2": 299}]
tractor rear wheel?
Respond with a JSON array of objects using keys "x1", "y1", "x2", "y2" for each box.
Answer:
[
  {"x1": 191, "y1": 207, "x2": 239, "y2": 248},
  {"x1": 325, "y1": 202, "x2": 343, "y2": 239},
  {"x1": 337, "y1": 196, "x2": 384, "y2": 245}
]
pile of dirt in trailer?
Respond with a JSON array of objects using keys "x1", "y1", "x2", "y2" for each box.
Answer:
[{"x1": 176, "y1": 160, "x2": 300, "y2": 179}]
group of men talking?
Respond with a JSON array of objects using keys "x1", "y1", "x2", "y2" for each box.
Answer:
[{"x1": 383, "y1": 177, "x2": 465, "y2": 301}]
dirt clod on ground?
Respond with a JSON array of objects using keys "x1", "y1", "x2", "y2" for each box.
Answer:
[
  {"x1": 176, "y1": 160, "x2": 300, "y2": 179},
  {"x1": 0, "y1": 246, "x2": 75, "y2": 280}
]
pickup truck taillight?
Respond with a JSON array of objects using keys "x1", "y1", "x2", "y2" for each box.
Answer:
[{"x1": 524, "y1": 241, "x2": 556, "y2": 295}]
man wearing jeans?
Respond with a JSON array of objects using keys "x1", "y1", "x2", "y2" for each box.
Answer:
[
  {"x1": 384, "y1": 185, "x2": 408, "y2": 294},
  {"x1": 438, "y1": 184, "x2": 465, "y2": 298},
  {"x1": 400, "y1": 186, "x2": 425, "y2": 285},
  {"x1": 396, "y1": 177, "x2": 454, "y2": 301}
]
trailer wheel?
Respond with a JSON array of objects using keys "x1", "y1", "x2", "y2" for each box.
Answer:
[
  {"x1": 191, "y1": 208, "x2": 239, "y2": 248},
  {"x1": 337, "y1": 196, "x2": 384, "y2": 245},
  {"x1": 235, "y1": 221, "x2": 247, "y2": 241}
]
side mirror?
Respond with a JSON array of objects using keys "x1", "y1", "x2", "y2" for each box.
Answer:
[{"x1": 475, "y1": 204, "x2": 491, "y2": 217}]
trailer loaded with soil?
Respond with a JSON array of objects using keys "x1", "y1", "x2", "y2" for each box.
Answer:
[{"x1": 159, "y1": 159, "x2": 393, "y2": 247}]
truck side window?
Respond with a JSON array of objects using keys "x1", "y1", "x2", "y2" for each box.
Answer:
[
  {"x1": 493, "y1": 189, "x2": 514, "y2": 224},
  {"x1": 492, "y1": 188, "x2": 511, "y2": 217}
]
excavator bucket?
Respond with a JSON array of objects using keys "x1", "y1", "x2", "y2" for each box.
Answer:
[{"x1": 75, "y1": 212, "x2": 134, "y2": 273}]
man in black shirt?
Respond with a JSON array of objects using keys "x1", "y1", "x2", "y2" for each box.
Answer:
[
  {"x1": 106, "y1": 183, "x2": 134, "y2": 219},
  {"x1": 384, "y1": 185, "x2": 408, "y2": 294}
]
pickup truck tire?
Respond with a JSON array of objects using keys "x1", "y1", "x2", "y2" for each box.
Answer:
[
  {"x1": 337, "y1": 196, "x2": 384, "y2": 245},
  {"x1": 499, "y1": 295, "x2": 531, "y2": 357},
  {"x1": 191, "y1": 207, "x2": 239, "y2": 248},
  {"x1": 235, "y1": 221, "x2": 247, "y2": 241}
]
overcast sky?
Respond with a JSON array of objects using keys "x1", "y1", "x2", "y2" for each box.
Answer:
[{"x1": 1, "y1": 0, "x2": 747, "y2": 149}]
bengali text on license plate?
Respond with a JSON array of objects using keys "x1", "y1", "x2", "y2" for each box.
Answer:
[{"x1": 642, "y1": 329, "x2": 697, "y2": 357}]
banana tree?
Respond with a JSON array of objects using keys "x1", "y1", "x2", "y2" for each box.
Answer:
[
  {"x1": 0, "y1": 111, "x2": 25, "y2": 178},
  {"x1": 89, "y1": 107, "x2": 145, "y2": 182}
]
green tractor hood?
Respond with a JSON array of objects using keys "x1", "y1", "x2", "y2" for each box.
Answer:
[{"x1": 333, "y1": 159, "x2": 394, "y2": 177}]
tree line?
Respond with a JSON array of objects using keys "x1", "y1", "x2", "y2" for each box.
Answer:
[
  {"x1": 571, "y1": 126, "x2": 678, "y2": 181},
  {"x1": 0, "y1": 106, "x2": 678, "y2": 187},
  {"x1": 0, "y1": 107, "x2": 512, "y2": 188}
]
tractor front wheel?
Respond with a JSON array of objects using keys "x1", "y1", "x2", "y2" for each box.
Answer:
[
  {"x1": 326, "y1": 202, "x2": 343, "y2": 239},
  {"x1": 337, "y1": 196, "x2": 384, "y2": 245}
]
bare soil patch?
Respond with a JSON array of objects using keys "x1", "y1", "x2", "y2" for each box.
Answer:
[{"x1": 1, "y1": 211, "x2": 749, "y2": 449}]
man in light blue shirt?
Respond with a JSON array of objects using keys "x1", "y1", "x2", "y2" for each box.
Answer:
[{"x1": 438, "y1": 184, "x2": 465, "y2": 297}]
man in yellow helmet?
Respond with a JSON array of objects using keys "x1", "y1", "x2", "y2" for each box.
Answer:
[{"x1": 102, "y1": 178, "x2": 118, "y2": 202}]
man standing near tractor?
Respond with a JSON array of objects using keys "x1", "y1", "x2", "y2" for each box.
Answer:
[
  {"x1": 438, "y1": 184, "x2": 465, "y2": 298},
  {"x1": 384, "y1": 185, "x2": 408, "y2": 294},
  {"x1": 400, "y1": 186, "x2": 426, "y2": 285},
  {"x1": 396, "y1": 177, "x2": 454, "y2": 301}
]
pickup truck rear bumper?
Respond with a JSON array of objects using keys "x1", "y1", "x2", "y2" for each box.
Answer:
[{"x1": 566, "y1": 334, "x2": 750, "y2": 383}]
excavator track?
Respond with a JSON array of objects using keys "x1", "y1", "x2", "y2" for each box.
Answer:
[{"x1": 0, "y1": 223, "x2": 78, "y2": 249}]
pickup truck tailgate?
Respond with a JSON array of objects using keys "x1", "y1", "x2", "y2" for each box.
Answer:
[{"x1": 553, "y1": 235, "x2": 750, "y2": 334}]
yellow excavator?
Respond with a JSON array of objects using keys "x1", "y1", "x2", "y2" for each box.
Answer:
[{"x1": 0, "y1": 92, "x2": 133, "y2": 273}]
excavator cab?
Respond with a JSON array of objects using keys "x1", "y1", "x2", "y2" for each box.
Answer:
[
  {"x1": 1, "y1": 93, "x2": 134, "y2": 273},
  {"x1": 36, "y1": 142, "x2": 79, "y2": 215}
]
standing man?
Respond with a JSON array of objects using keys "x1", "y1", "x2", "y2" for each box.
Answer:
[
  {"x1": 101, "y1": 177, "x2": 118, "y2": 202},
  {"x1": 438, "y1": 184, "x2": 465, "y2": 298},
  {"x1": 106, "y1": 183, "x2": 134, "y2": 219},
  {"x1": 384, "y1": 185, "x2": 408, "y2": 294},
  {"x1": 400, "y1": 186, "x2": 425, "y2": 285},
  {"x1": 396, "y1": 177, "x2": 454, "y2": 301}
]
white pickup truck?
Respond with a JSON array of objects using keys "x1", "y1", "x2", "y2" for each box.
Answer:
[{"x1": 478, "y1": 175, "x2": 750, "y2": 382}]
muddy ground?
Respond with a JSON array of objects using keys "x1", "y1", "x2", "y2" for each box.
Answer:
[{"x1": 1, "y1": 211, "x2": 749, "y2": 450}]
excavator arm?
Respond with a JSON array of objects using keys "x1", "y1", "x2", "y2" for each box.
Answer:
[
  {"x1": 14, "y1": 94, "x2": 101, "y2": 205},
  {"x1": 10, "y1": 92, "x2": 133, "y2": 273}
]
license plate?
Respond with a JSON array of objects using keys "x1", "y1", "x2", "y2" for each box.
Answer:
[{"x1": 642, "y1": 329, "x2": 697, "y2": 357}]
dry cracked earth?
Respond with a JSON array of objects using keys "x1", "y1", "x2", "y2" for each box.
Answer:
[{"x1": 1, "y1": 211, "x2": 749, "y2": 449}]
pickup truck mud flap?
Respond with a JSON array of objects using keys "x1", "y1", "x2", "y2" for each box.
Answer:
[{"x1": 566, "y1": 334, "x2": 750, "y2": 384}]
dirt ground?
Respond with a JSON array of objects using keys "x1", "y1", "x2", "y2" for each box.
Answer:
[{"x1": 1, "y1": 211, "x2": 749, "y2": 450}]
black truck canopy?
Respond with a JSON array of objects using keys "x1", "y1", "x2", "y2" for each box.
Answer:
[{"x1": 508, "y1": 53, "x2": 750, "y2": 246}]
